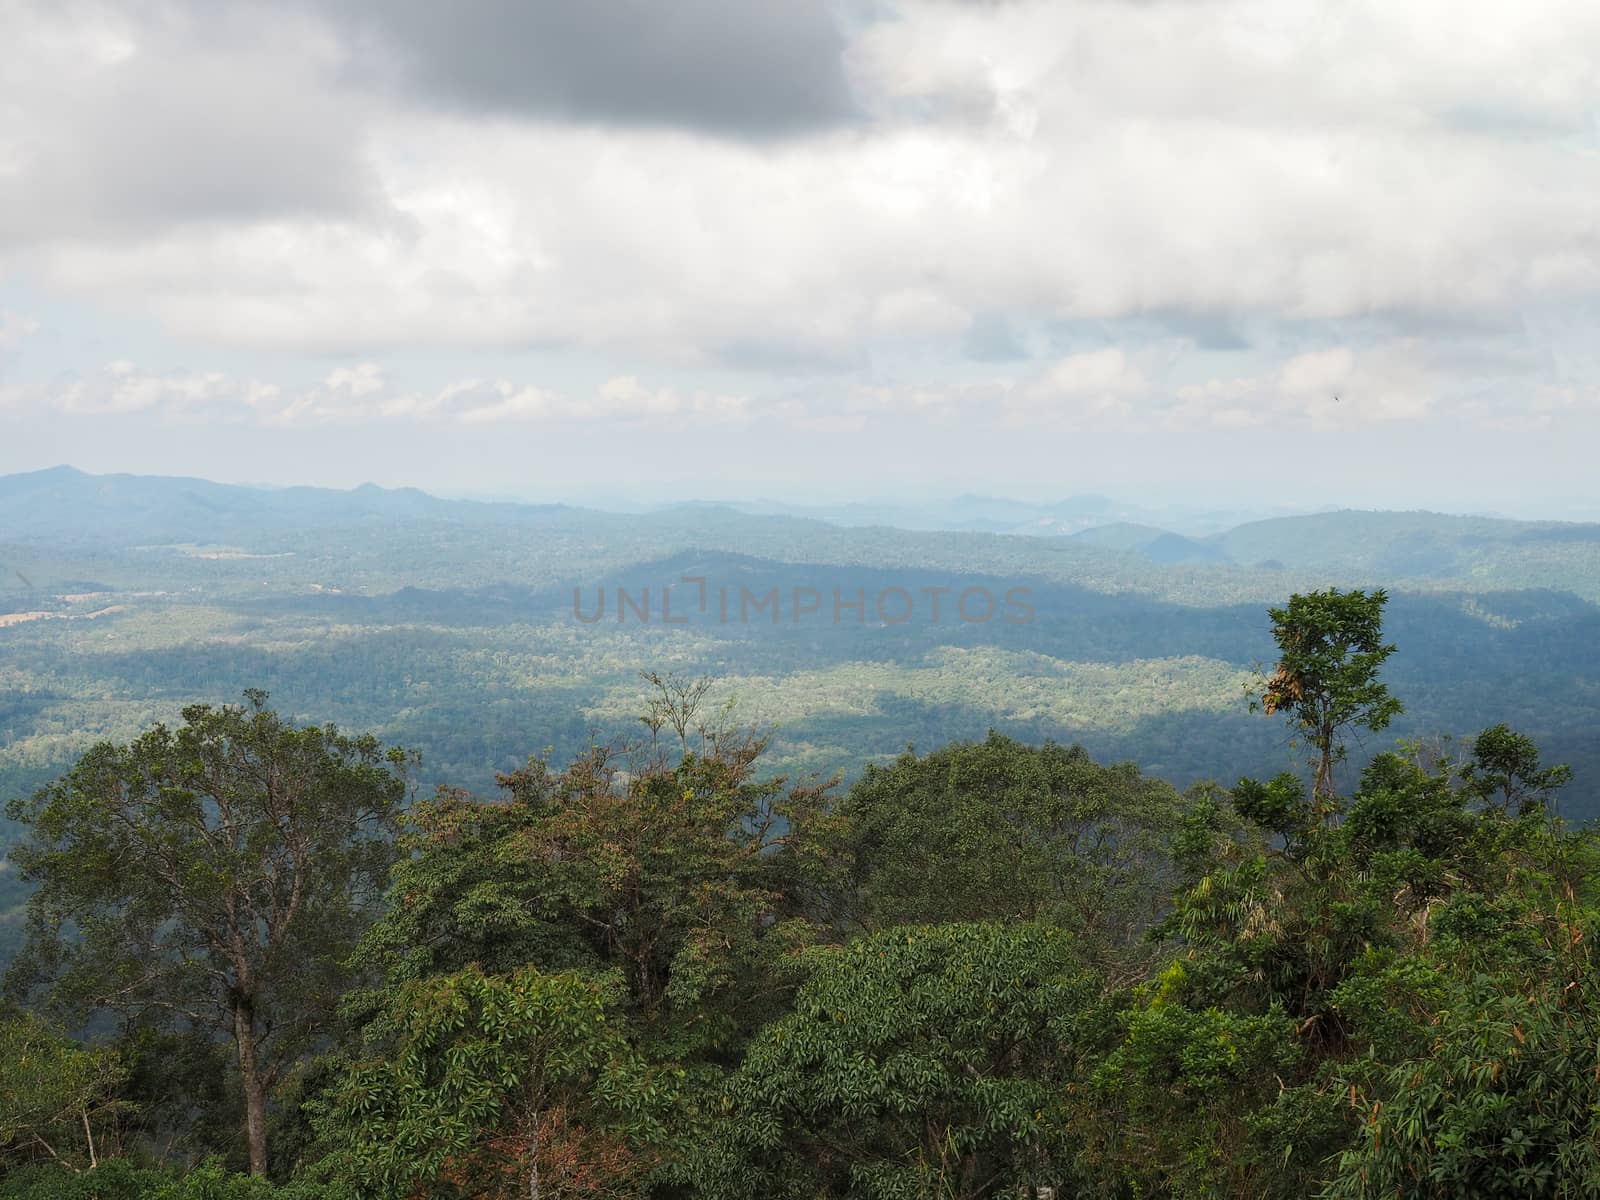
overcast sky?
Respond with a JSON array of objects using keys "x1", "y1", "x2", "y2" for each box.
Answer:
[{"x1": 2, "y1": 0, "x2": 1599, "y2": 514}]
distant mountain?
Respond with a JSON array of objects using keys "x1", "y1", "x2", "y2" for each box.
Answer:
[
  {"x1": 0, "y1": 468, "x2": 1309, "y2": 557},
  {"x1": 0, "y1": 465, "x2": 497, "y2": 546},
  {"x1": 1210, "y1": 510, "x2": 1600, "y2": 581},
  {"x1": 1062, "y1": 508, "x2": 1600, "y2": 583},
  {"x1": 5, "y1": 469, "x2": 1600, "y2": 604},
  {"x1": 1142, "y1": 532, "x2": 1232, "y2": 566},
  {"x1": 717, "y1": 494, "x2": 1298, "y2": 538},
  {"x1": 1068, "y1": 524, "x2": 1227, "y2": 566},
  {"x1": 1069, "y1": 522, "x2": 1175, "y2": 551}
]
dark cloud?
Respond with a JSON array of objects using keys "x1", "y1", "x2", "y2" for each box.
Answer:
[{"x1": 325, "y1": 0, "x2": 862, "y2": 137}]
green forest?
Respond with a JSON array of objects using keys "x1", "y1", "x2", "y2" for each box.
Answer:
[
  {"x1": 5, "y1": 468, "x2": 1600, "y2": 832},
  {"x1": 8, "y1": 0, "x2": 1600, "y2": 1194},
  {"x1": 2, "y1": 587, "x2": 1598, "y2": 1198}
]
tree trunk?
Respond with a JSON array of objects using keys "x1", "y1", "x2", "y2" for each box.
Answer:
[
  {"x1": 1315, "y1": 748, "x2": 1334, "y2": 802},
  {"x1": 1313, "y1": 717, "x2": 1337, "y2": 814},
  {"x1": 527, "y1": 1107, "x2": 540, "y2": 1200},
  {"x1": 233, "y1": 996, "x2": 269, "y2": 1177}
]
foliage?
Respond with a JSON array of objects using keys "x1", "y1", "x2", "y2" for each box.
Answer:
[
  {"x1": 1462, "y1": 722, "x2": 1575, "y2": 816},
  {"x1": 314, "y1": 965, "x2": 663, "y2": 1200},
  {"x1": 830, "y1": 732, "x2": 1186, "y2": 961},
  {"x1": 1326, "y1": 956, "x2": 1600, "y2": 1199},
  {"x1": 1103, "y1": 594, "x2": 1594, "y2": 1198},
  {"x1": 3, "y1": 693, "x2": 407, "y2": 1177},
  {"x1": 0, "y1": 1011, "x2": 125, "y2": 1172},
  {"x1": 1088, "y1": 960, "x2": 1303, "y2": 1198},
  {"x1": 0, "y1": 1159, "x2": 322, "y2": 1199},
  {"x1": 349, "y1": 717, "x2": 832, "y2": 1070},
  {"x1": 1254, "y1": 588, "x2": 1403, "y2": 803},
  {"x1": 337, "y1": 679, "x2": 837, "y2": 1190},
  {"x1": 699, "y1": 923, "x2": 1103, "y2": 1200},
  {"x1": 3, "y1": 591, "x2": 1600, "y2": 1197}
]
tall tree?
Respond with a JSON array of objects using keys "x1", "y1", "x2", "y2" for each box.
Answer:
[
  {"x1": 4, "y1": 691, "x2": 407, "y2": 1177},
  {"x1": 1256, "y1": 588, "x2": 1403, "y2": 808},
  {"x1": 1462, "y1": 722, "x2": 1574, "y2": 816}
]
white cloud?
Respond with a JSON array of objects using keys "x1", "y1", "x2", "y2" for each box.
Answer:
[
  {"x1": 1164, "y1": 341, "x2": 1440, "y2": 431},
  {"x1": 0, "y1": 360, "x2": 751, "y2": 430},
  {"x1": 1045, "y1": 348, "x2": 1144, "y2": 397},
  {"x1": 44, "y1": 361, "x2": 239, "y2": 416},
  {"x1": 5, "y1": 0, "x2": 1600, "y2": 368},
  {"x1": 831, "y1": 339, "x2": 1458, "y2": 434},
  {"x1": 323, "y1": 363, "x2": 386, "y2": 398}
]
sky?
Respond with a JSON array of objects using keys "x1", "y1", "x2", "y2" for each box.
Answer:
[{"x1": 2, "y1": 0, "x2": 1600, "y2": 516}]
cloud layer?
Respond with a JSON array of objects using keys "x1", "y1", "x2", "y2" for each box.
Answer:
[{"x1": 1, "y1": 0, "x2": 1598, "y2": 502}]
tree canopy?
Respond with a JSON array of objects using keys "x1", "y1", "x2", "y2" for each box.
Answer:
[{"x1": 1, "y1": 600, "x2": 1597, "y2": 1199}]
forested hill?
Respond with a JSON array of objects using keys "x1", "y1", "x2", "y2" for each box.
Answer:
[
  {"x1": 3, "y1": 467, "x2": 1600, "y2": 818},
  {"x1": 1, "y1": 591, "x2": 1598, "y2": 1198},
  {"x1": 7, "y1": 465, "x2": 1599, "y2": 596},
  {"x1": 1, "y1": 473, "x2": 1599, "y2": 1195}
]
